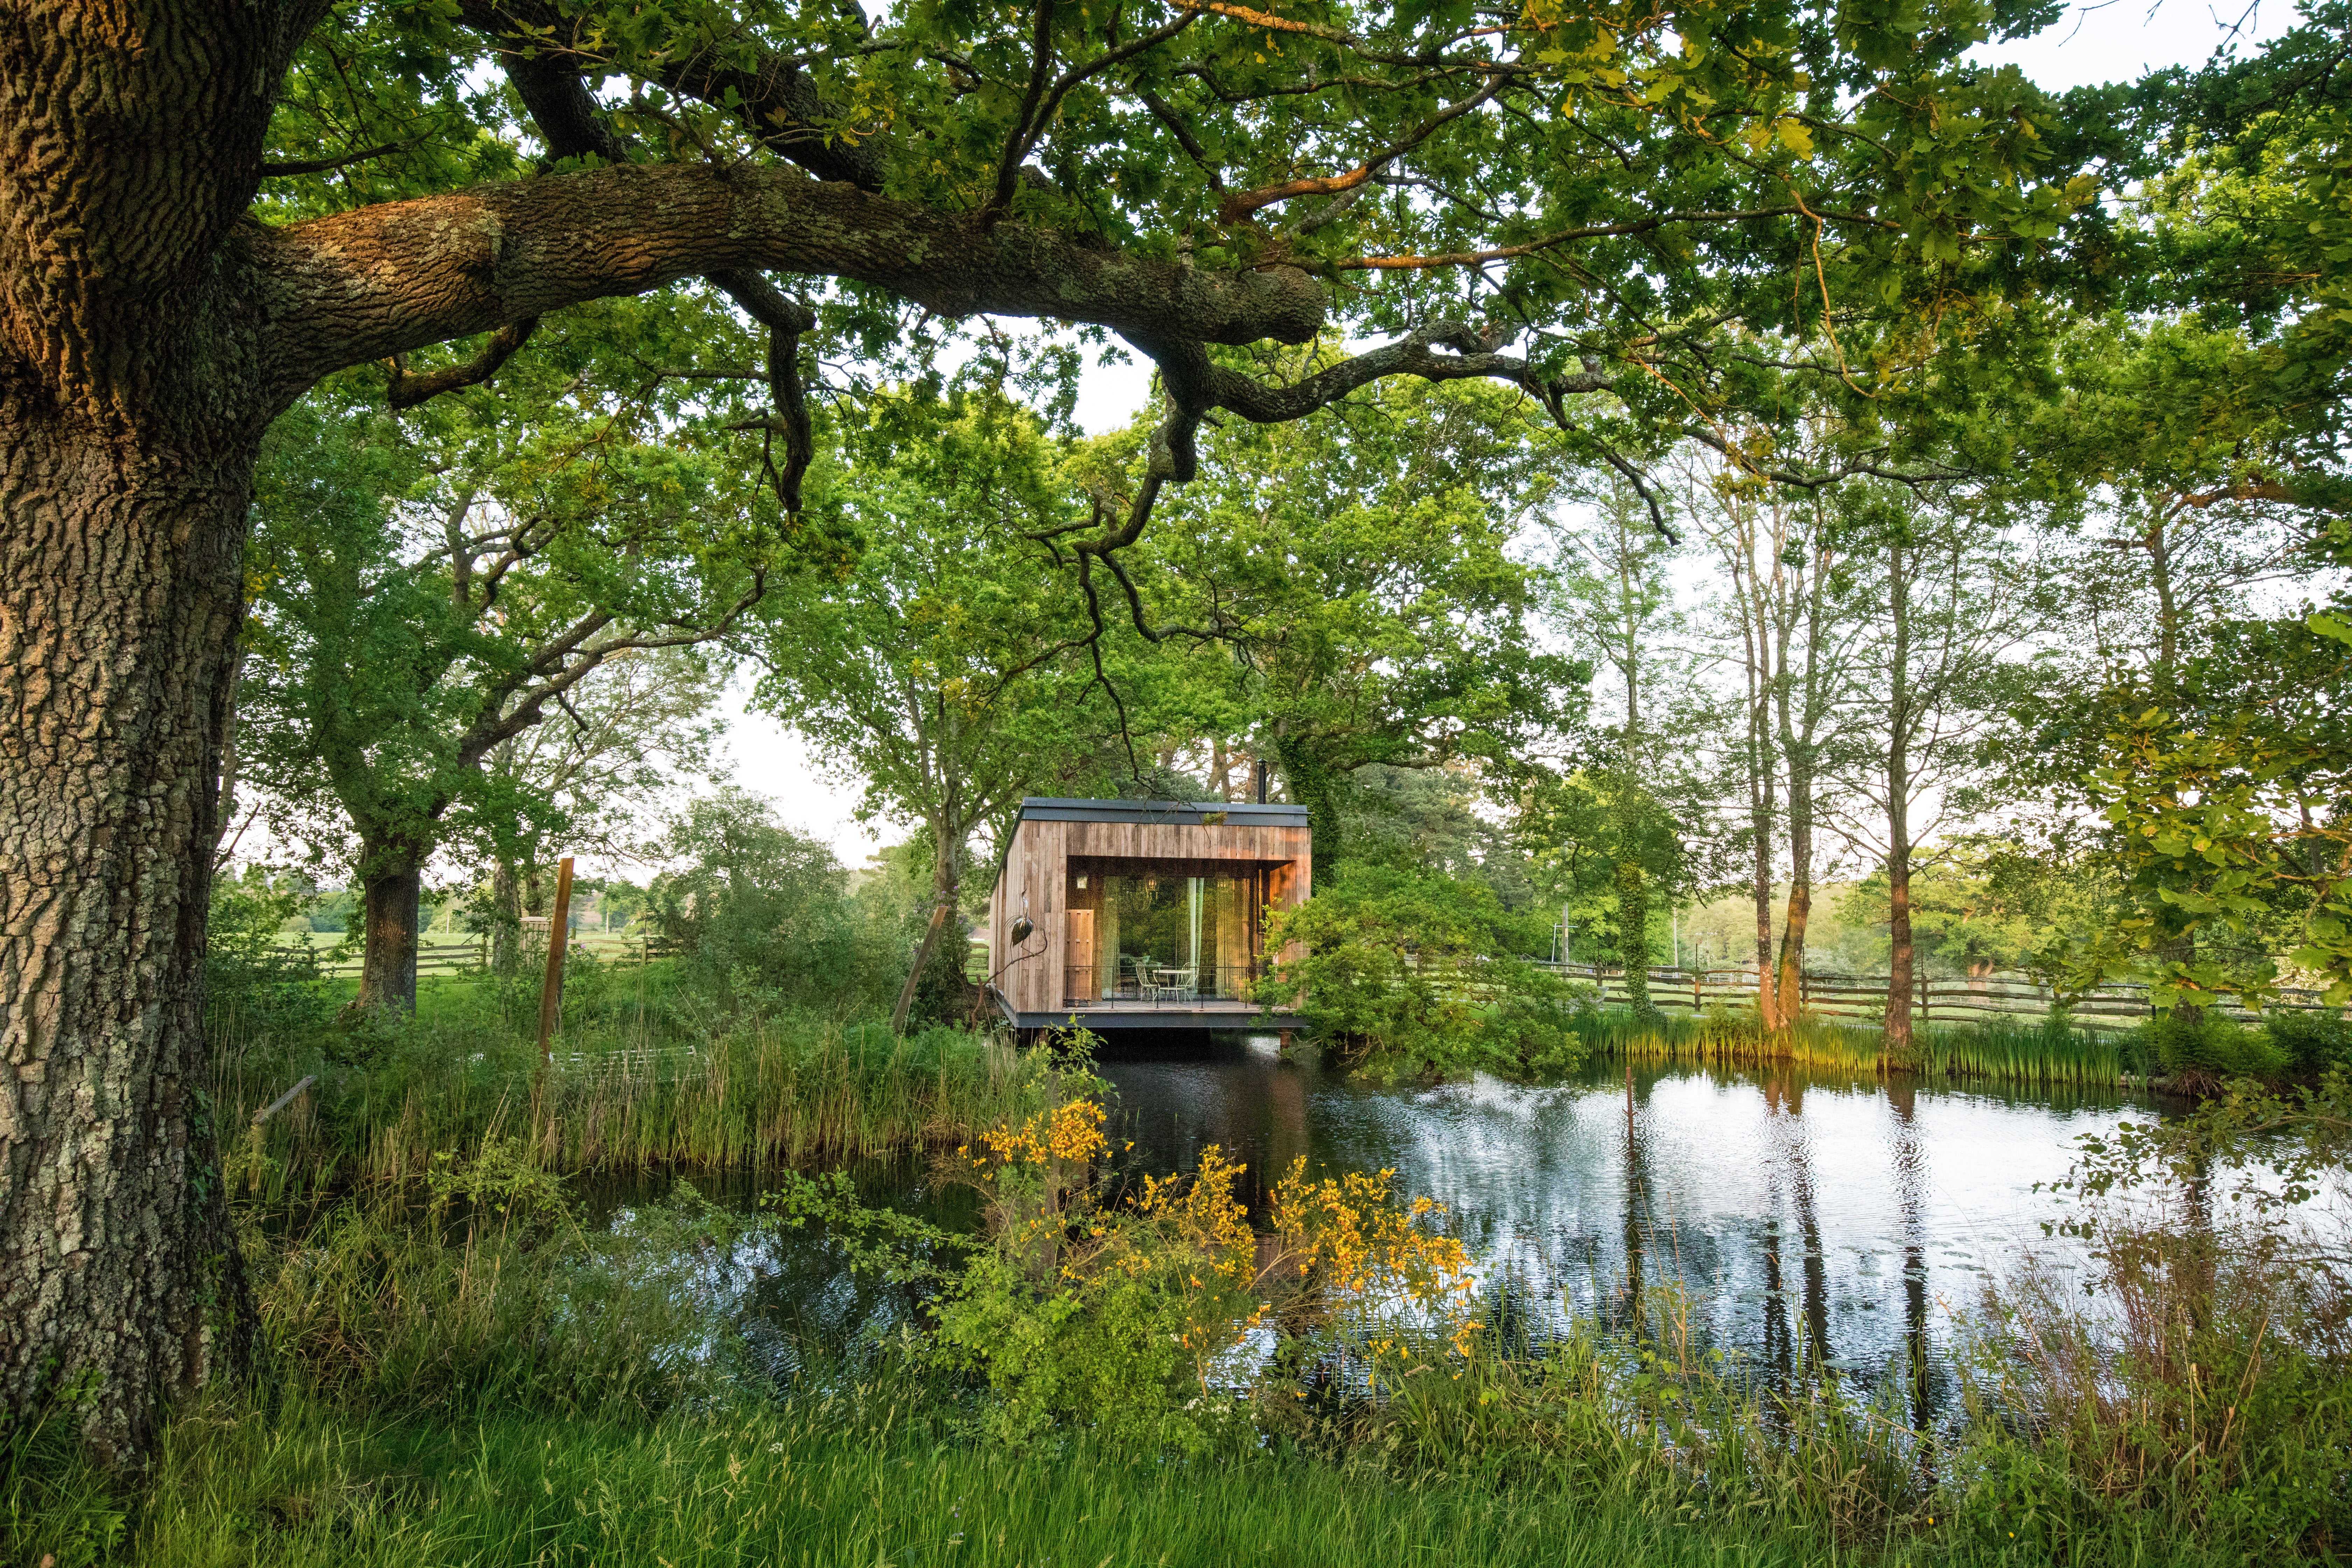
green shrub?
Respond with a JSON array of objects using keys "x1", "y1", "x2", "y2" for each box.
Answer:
[
  {"x1": 2139, "y1": 1014, "x2": 2290, "y2": 1081},
  {"x1": 773, "y1": 1054, "x2": 1480, "y2": 1457},
  {"x1": 647, "y1": 789, "x2": 906, "y2": 1015},
  {"x1": 1263, "y1": 864, "x2": 1587, "y2": 1082},
  {"x1": 204, "y1": 875, "x2": 330, "y2": 1052},
  {"x1": 2262, "y1": 1009, "x2": 2352, "y2": 1073}
]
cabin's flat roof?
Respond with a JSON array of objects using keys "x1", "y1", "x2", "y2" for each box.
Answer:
[{"x1": 1016, "y1": 796, "x2": 1310, "y2": 827}]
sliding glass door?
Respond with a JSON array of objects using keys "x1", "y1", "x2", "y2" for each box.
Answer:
[{"x1": 1066, "y1": 859, "x2": 1261, "y2": 1002}]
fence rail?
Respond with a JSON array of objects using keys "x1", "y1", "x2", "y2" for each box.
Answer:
[
  {"x1": 297, "y1": 933, "x2": 680, "y2": 979},
  {"x1": 1531, "y1": 961, "x2": 2337, "y2": 1030}
]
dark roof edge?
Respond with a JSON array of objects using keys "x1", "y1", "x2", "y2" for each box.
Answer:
[{"x1": 1016, "y1": 796, "x2": 1310, "y2": 827}]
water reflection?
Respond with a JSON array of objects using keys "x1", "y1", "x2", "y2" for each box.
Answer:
[
  {"x1": 1090, "y1": 1036, "x2": 2159, "y2": 1406},
  {"x1": 587, "y1": 1037, "x2": 2164, "y2": 1413}
]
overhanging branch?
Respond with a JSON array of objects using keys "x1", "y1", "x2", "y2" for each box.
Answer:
[{"x1": 383, "y1": 317, "x2": 540, "y2": 410}]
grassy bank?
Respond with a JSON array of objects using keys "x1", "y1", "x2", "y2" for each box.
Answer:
[
  {"x1": 1573, "y1": 1005, "x2": 2140, "y2": 1089},
  {"x1": 6, "y1": 1387, "x2": 2283, "y2": 1568}
]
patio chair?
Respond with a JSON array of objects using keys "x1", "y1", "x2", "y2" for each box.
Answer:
[{"x1": 1146, "y1": 965, "x2": 1198, "y2": 1002}]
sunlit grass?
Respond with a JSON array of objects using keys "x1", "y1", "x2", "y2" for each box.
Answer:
[
  {"x1": 211, "y1": 959, "x2": 1024, "y2": 1195},
  {"x1": 1574, "y1": 1004, "x2": 2137, "y2": 1088},
  {"x1": 7, "y1": 1384, "x2": 2276, "y2": 1568}
]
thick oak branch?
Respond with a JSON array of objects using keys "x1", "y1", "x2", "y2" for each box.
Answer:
[{"x1": 252, "y1": 162, "x2": 1325, "y2": 391}]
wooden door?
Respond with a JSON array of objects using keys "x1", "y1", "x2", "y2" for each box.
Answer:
[{"x1": 1065, "y1": 909, "x2": 1095, "y2": 1007}]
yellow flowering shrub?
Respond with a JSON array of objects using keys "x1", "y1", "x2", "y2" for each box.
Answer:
[
  {"x1": 1261, "y1": 1159, "x2": 1479, "y2": 1341},
  {"x1": 777, "y1": 1047, "x2": 1482, "y2": 1455}
]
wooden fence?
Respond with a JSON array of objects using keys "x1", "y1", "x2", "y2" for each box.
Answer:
[
  {"x1": 1535, "y1": 961, "x2": 2337, "y2": 1030},
  {"x1": 304, "y1": 933, "x2": 680, "y2": 979}
]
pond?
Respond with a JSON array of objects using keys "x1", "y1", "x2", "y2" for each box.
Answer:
[{"x1": 587, "y1": 1036, "x2": 2168, "y2": 1425}]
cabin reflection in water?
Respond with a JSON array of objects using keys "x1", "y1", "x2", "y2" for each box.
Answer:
[{"x1": 985, "y1": 797, "x2": 1311, "y2": 1035}]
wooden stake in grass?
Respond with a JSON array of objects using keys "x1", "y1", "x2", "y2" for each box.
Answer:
[{"x1": 537, "y1": 857, "x2": 575, "y2": 1066}]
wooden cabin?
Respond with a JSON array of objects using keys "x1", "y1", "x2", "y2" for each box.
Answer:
[{"x1": 985, "y1": 797, "x2": 1311, "y2": 1032}]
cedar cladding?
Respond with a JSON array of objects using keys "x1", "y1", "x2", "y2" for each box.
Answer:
[{"x1": 986, "y1": 811, "x2": 1311, "y2": 1017}]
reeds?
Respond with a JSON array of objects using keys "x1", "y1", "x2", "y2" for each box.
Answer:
[
  {"x1": 1927, "y1": 1011, "x2": 2131, "y2": 1088},
  {"x1": 1574, "y1": 1003, "x2": 2137, "y2": 1089},
  {"x1": 13, "y1": 1119, "x2": 2341, "y2": 1567},
  {"x1": 214, "y1": 1004, "x2": 1026, "y2": 1198}
]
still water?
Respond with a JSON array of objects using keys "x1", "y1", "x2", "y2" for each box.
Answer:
[{"x1": 594, "y1": 1038, "x2": 2164, "y2": 1419}]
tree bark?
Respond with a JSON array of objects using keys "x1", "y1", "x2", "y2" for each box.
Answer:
[
  {"x1": 1749, "y1": 680, "x2": 1781, "y2": 1030},
  {"x1": 356, "y1": 842, "x2": 426, "y2": 1014},
  {"x1": 2141, "y1": 515, "x2": 2203, "y2": 1022},
  {"x1": 0, "y1": 420, "x2": 264, "y2": 1464},
  {"x1": 1883, "y1": 538, "x2": 1917, "y2": 1051},
  {"x1": 1772, "y1": 566, "x2": 1823, "y2": 1021},
  {"x1": 1775, "y1": 879, "x2": 1812, "y2": 1021},
  {"x1": 490, "y1": 856, "x2": 522, "y2": 976},
  {"x1": 892, "y1": 818, "x2": 965, "y2": 1035}
]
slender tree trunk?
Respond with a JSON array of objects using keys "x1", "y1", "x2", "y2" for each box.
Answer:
[
  {"x1": 2142, "y1": 514, "x2": 2203, "y2": 1022},
  {"x1": 892, "y1": 818, "x2": 963, "y2": 1035},
  {"x1": 0, "y1": 419, "x2": 264, "y2": 1463},
  {"x1": 1773, "y1": 594, "x2": 1819, "y2": 1018},
  {"x1": 1749, "y1": 689, "x2": 1780, "y2": 1029},
  {"x1": 1775, "y1": 881, "x2": 1811, "y2": 1019},
  {"x1": 1775, "y1": 745, "x2": 1813, "y2": 1015},
  {"x1": 1884, "y1": 540, "x2": 1916, "y2": 1050},
  {"x1": 490, "y1": 856, "x2": 522, "y2": 975},
  {"x1": 356, "y1": 841, "x2": 425, "y2": 1014}
]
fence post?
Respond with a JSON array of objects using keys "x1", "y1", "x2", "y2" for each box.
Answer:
[{"x1": 536, "y1": 856, "x2": 575, "y2": 1066}]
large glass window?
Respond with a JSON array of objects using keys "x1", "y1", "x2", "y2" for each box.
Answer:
[{"x1": 1066, "y1": 859, "x2": 1262, "y2": 1002}]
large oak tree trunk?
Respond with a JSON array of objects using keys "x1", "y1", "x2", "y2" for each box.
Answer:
[
  {"x1": 356, "y1": 843, "x2": 426, "y2": 1014},
  {"x1": 0, "y1": 414, "x2": 264, "y2": 1463}
]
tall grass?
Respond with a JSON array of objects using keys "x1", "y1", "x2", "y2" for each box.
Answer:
[
  {"x1": 1573, "y1": 1004, "x2": 2138, "y2": 1089},
  {"x1": 1, "y1": 1392, "x2": 1990, "y2": 1568},
  {"x1": 211, "y1": 958, "x2": 1027, "y2": 1196},
  {"x1": 1929, "y1": 1011, "x2": 2131, "y2": 1088},
  {"x1": 5, "y1": 1297, "x2": 2314, "y2": 1568}
]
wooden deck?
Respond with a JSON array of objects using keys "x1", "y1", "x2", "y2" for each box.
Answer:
[{"x1": 990, "y1": 988, "x2": 1301, "y2": 1032}]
